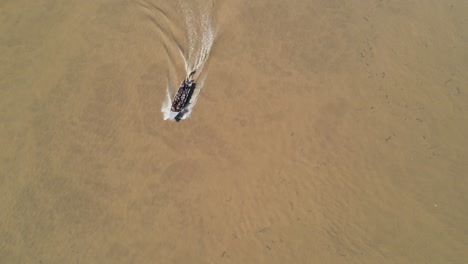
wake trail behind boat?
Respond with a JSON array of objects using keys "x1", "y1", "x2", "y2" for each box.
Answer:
[{"x1": 162, "y1": 0, "x2": 214, "y2": 121}]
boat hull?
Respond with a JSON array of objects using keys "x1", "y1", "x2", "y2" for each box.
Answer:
[{"x1": 169, "y1": 80, "x2": 196, "y2": 121}]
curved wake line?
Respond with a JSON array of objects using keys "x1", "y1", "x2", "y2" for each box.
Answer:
[
  {"x1": 162, "y1": 0, "x2": 215, "y2": 121},
  {"x1": 161, "y1": 82, "x2": 174, "y2": 120}
]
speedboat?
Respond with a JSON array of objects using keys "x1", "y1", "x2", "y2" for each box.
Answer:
[{"x1": 169, "y1": 71, "x2": 196, "y2": 121}]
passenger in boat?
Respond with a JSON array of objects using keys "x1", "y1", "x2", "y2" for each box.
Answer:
[{"x1": 177, "y1": 86, "x2": 184, "y2": 94}]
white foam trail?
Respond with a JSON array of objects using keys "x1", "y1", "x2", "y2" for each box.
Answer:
[
  {"x1": 161, "y1": 83, "x2": 174, "y2": 120},
  {"x1": 181, "y1": 0, "x2": 213, "y2": 74},
  {"x1": 162, "y1": 0, "x2": 215, "y2": 121}
]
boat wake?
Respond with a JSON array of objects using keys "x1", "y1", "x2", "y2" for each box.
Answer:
[{"x1": 162, "y1": 0, "x2": 214, "y2": 121}]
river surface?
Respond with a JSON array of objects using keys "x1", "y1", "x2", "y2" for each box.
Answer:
[{"x1": 1, "y1": 0, "x2": 467, "y2": 263}]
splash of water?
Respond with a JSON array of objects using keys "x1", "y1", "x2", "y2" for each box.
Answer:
[
  {"x1": 161, "y1": 0, "x2": 214, "y2": 121},
  {"x1": 161, "y1": 82, "x2": 174, "y2": 120}
]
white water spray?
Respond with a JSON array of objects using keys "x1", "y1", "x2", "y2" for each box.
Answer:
[{"x1": 162, "y1": 0, "x2": 215, "y2": 121}]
